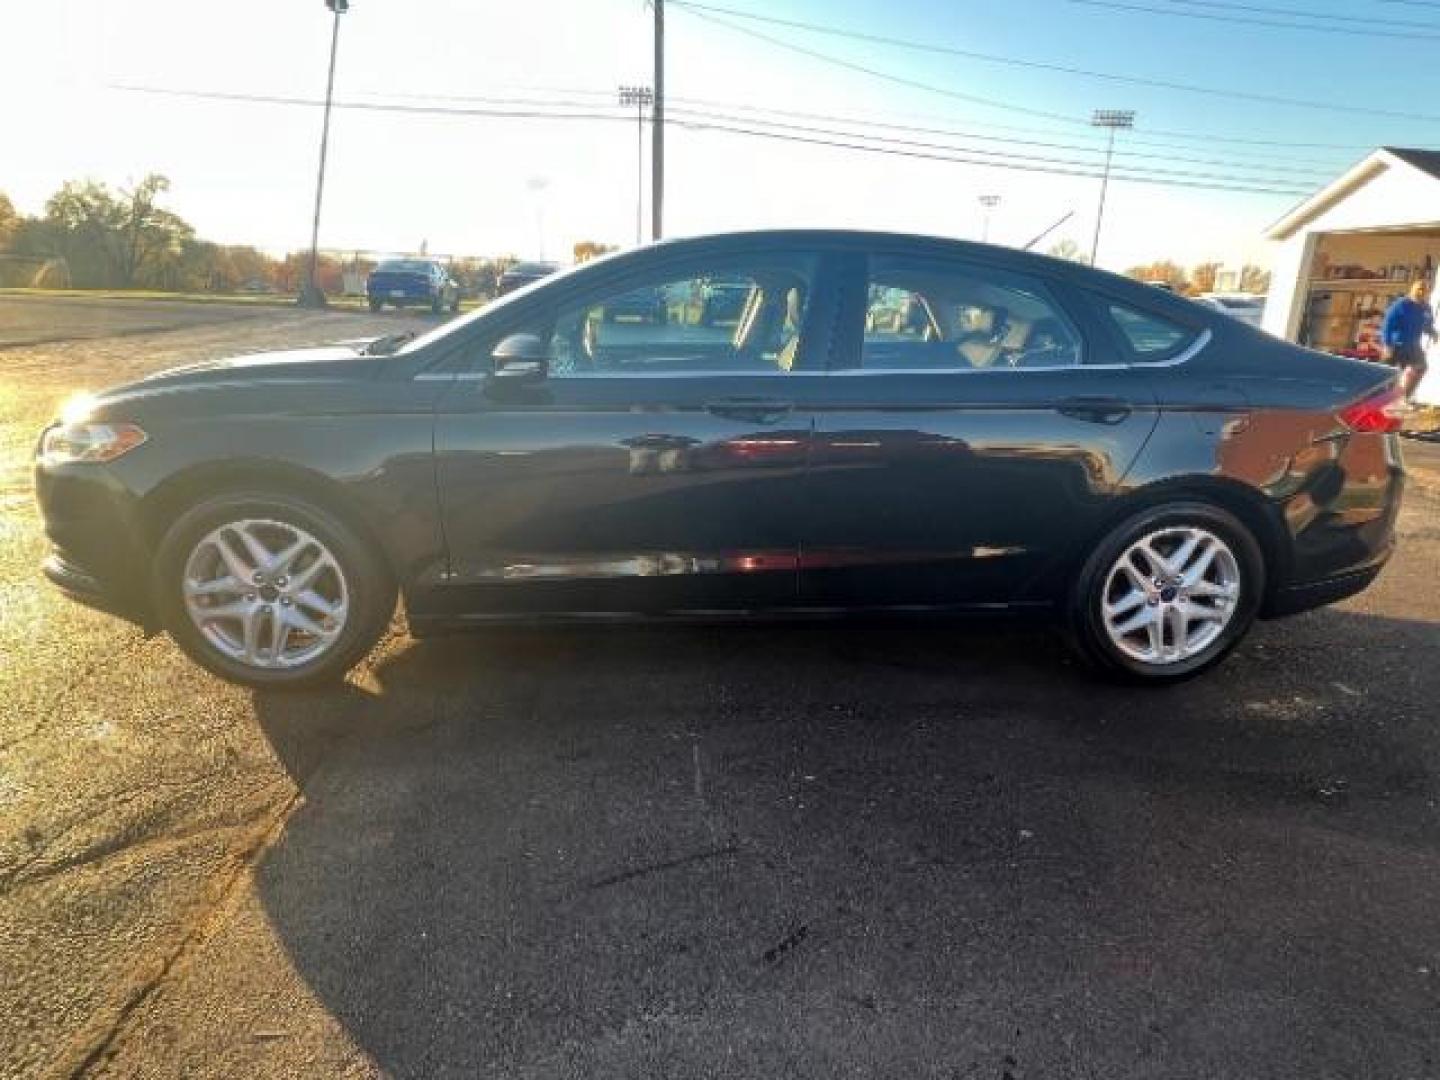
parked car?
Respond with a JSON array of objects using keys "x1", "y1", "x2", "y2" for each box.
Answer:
[
  {"x1": 496, "y1": 260, "x2": 561, "y2": 296},
  {"x1": 35, "y1": 230, "x2": 1405, "y2": 689},
  {"x1": 1196, "y1": 292, "x2": 1267, "y2": 329},
  {"x1": 366, "y1": 259, "x2": 459, "y2": 314}
]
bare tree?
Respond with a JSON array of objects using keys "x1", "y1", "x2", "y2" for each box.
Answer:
[{"x1": 1045, "y1": 238, "x2": 1086, "y2": 263}]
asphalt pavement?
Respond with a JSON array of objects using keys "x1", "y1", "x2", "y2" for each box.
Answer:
[{"x1": 2, "y1": 296, "x2": 1439, "y2": 1079}]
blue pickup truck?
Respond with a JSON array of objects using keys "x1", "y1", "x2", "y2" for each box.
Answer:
[{"x1": 366, "y1": 259, "x2": 460, "y2": 314}]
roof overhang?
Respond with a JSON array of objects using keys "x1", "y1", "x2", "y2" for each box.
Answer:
[{"x1": 1264, "y1": 149, "x2": 1437, "y2": 242}]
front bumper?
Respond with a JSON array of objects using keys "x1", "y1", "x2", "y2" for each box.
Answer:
[{"x1": 35, "y1": 462, "x2": 155, "y2": 629}]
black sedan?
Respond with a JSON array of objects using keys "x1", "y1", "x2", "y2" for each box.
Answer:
[{"x1": 34, "y1": 230, "x2": 1405, "y2": 689}]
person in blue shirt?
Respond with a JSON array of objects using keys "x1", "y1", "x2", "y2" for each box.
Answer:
[{"x1": 1380, "y1": 279, "x2": 1435, "y2": 400}]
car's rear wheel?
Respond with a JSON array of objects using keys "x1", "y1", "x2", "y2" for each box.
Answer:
[
  {"x1": 1067, "y1": 501, "x2": 1264, "y2": 683},
  {"x1": 154, "y1": 491, "x2": 396, "y2": 689}
]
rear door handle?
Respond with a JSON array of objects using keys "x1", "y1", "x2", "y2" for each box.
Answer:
[
  {"x1": 1057, "y1": 396, "x2": 1132, "y2": 424},
  {"x1": 705, "y1": 397, "x2": 794, "y2": 424}
]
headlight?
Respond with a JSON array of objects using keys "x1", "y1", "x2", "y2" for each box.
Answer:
[{"x1": 38, "y1": 422, "x2": 148, "y2": 465}]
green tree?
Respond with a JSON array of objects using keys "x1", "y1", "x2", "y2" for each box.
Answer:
[
  {"x1": 43, "y1": 174, "x2": 193, "y2": 287},
  {"x1": 0, "y1": 192, "x2": 19, "y2": 250}
]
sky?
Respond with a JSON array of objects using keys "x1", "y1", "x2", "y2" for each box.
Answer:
[{"x1": 4, "y1": 0, "x2": 1435, "y2": 271}]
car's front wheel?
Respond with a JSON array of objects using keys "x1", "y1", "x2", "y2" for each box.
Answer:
[
  {"x1": 154, "y1": 491, "x2": 396, "y2": 689},
  {"x1": 1067, "y1": 501, "x2": 1264, "y2": 683}
]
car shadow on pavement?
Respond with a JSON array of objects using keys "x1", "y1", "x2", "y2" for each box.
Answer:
[{"x1": 247, "y1": 610, "x2": 1440, "y2": 1078}]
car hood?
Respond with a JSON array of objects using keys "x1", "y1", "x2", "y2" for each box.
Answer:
[
  {"x1": 141, "y1": 341, "x2": 376, "y2": 384},
  {"x1": 74, "y1": 340, "x2": 390, "y2": 417}
]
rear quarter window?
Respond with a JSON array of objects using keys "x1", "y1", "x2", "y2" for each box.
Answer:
[{"x1": 1106, "y1": 303, "x2": 1197, "y2": 361}]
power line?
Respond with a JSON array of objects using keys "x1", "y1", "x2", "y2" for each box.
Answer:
[
  {"x1": 364, "y1": 83, "x2": 1358, "y2": 163},
  {"x1": 357, "y1": 85, "x2": 1342, "y2": 173},
  {"x1": 663, "y1": 93, "x2": 1367, "y2": 157},
  {"x1": 112, "y1": 84, "x2": 1312, "y2": 196},
  {"x1": 1067, "y1": 0, "x2": 1440, "y2": 40},
  {"x1": 672, "y1": 5, "x2": 1086, "y2": 128},
  {"x1": 670, "y1": 5, "x2": 1415, "y2": 152},
  {"x1": 669, "y1": 117, "x2": 1311, "y2": 195},
  {"x1": 673, "y1": 1, "x2": 1440, "y2": 124},
  {"x1": 666, "y1": 102, "x2": 1331, "y2": 183},
  {"x1": 1154, "y1": 0, "x2": 1440, "y2": 30}
]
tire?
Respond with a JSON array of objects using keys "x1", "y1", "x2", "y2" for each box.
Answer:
[
  {"x1": 1066, "y1": 501, "x2": 1264, "y2": 684},
  {"x1": 154, "y1": 491, "x2": 397, "y2": 690},
  {"x1": 368, "y1": 297, "x2": 383, "y2": 312}
]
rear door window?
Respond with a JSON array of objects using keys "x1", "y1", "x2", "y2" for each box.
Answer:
[{"x1": 855, "y1": 256, "x2": 1083, "y2": 371}]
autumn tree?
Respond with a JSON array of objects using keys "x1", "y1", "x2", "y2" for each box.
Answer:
[
  {"x1": 1124, "y1": 260, "x2": 1189, "y2": 292},
  {"x1": 1190, "y1": 262, "x2": 1220, "y2": 295},
  {"x1": 1239, "y1": 265, "x2": 1271, "y2": 293},
  {"x1": 573, "y1": 240, "x2": 618, "y2": 263}
]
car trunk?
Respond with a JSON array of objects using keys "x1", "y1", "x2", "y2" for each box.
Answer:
[{"x1": 369, "y1": 270, "x2": 430, "y2": 298}]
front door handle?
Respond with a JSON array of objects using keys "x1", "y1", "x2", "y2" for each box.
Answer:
[
  {"x1": 1057, "y1": 396, "x2": 1132, "y2": 424},
  {"x1": 705, "y1": 397, "x2": 794, "y2": 424}
]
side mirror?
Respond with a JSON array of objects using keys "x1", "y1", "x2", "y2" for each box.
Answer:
[{"x1": 489, "y1": 333, "x2": 549, "y2": 385}]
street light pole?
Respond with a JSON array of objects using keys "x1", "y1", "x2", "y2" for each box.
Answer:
[
  {"x1": 618, "y1": 85, "x2": 653, "y2": 246},
  {"x1": 651, "y1": 0, "x2": 664, "y2": 242},
  {"x1": 1089, "y1": 109, "x2": 1134, "y2": 269},
  {"x1": 978, "y1": 194, "x2": 1001, "y2": 243},
  {"x1": 301, "y1": 0, "x2": 347, "y2": 308}
]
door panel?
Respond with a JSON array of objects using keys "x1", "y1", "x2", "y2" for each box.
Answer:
[
  {"x1": 434, "y1": 376, "x2": 811, "y2": 615},
  {"x1": 801, "y1": 369, "x2": 1159, "y2": 608},
  {"x1": 429, "y1": 251, "x2": 834, "y2": 617},
  {"x1": 799, "y1": 253, "x2": 1158, "y2": 609}
]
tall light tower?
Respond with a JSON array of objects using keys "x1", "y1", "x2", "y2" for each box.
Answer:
[
  {"x1": 978, "y1": 194, "x2": 1001, "y2": 243},
  {"x1": 301, "y1": 0, "x2": 348, "y2": 308},
  {"x1": 1089, "y1": 109, "x2": 1135, "y2": 268},
  {"x1": 651, "y1": 0, "x2": 665, "y2": 241},
  {"x1": 618, "y1": 85, "x2": 653, "y2": 246}
]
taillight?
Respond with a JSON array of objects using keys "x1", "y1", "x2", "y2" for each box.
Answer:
[{"x1": 1338, "y1": 384, "x2": 1408, "y2": 434}]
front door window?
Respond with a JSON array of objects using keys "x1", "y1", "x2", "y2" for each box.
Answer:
[{"x1": 545, "y1": 259, "x2": 815, "y2": 376}]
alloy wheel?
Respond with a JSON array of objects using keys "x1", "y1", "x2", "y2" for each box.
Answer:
[
  {"x1": 1101, "y1": 525, "x2": 1241, "y2": 666},
  {"x1": 180, "y1": 518, "x2": 350, "y2": 670}
]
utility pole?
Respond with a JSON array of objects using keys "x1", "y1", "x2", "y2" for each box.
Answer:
[
  {"x1": 978, "y1": 194, "x2": 1001, "y2": 244},
  {"x1": 651, "y1": 0, "x2": 664, "y2": 242},
  {"x1": 1089, "y1": 109, "x2": 1134, "y2": 269},
  {"x1": 618, "y1": 85, "x2": 652, "y2": 246},
  {"x1": 301, "y1": 0, "x2": 348, "y2": 308}
]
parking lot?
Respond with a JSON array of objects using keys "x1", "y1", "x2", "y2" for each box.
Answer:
[{"x1": 3, "y1": 296, "x2": 1440, "y2": 1078}]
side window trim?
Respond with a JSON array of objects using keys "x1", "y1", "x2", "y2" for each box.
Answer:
[{"x1": 842, "y1": 253, "x2": 1088, "y2": 373}]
